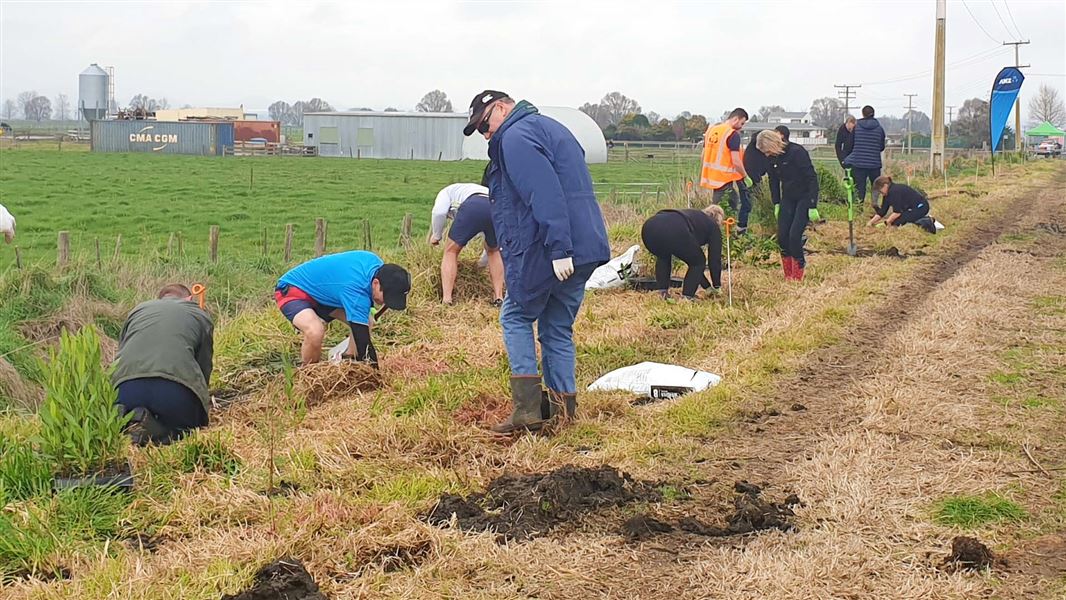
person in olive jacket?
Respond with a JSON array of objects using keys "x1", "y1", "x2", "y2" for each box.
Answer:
[{"x1": 112, "y1": 284, "x2": 213, "y2": 445}]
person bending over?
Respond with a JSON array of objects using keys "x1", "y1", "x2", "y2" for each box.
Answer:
[
  {"x1": 428, "y1": 183, "x2": 504, "y2": 306},
  {"x1": 640, "y1": 205, "x2": 724, "y2": 300},
  {"x1": 275, "y1": 251, "x2": 410, "y2": 366},
  {"x1": 112, "y1": 284, "x2": 213, "y2": 445}
]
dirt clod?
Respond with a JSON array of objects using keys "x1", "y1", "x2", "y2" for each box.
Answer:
[
  {"x1": 790, "y1": 403, "x2": 807, "y2": 412},
  {"x1": 621, "y1": 514, "x2": 675, "y2": 541},
  {"x1": 427, "y1": 465, "x2": 660, "y2": 541},
  {"x1": 674, "y1": 483, "x2": 798, "y2": 538},
  {"x1": 943, "y1": 536, "x2": 995, "y2": 572},
  {"x1": 734, "y1": 481, "x2": 762, "y2": 495},
  {"x1": 221, "y1": 557, "x2": 326, "y2": 600}
]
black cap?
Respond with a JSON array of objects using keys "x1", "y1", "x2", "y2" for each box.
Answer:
[
  {"x1": 463, "y1": 90, "x2": 509, "y2": 136},
  {"x1": 375, "y1": 264, "x2": 411, "y2": 311}
]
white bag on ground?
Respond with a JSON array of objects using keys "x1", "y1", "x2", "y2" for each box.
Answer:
[
  {"x1": 327, "y1": 338, "x2": 350, "y2": 364},
  {"x1": 587, "y1": 361, "x2": 721, "y2": 400},
  {"x1": 585, "y1": 245, "x2": 640, "y2": 290},
  {"x1": 933, "y1": 219, "x2": 945, "y2": 231}
]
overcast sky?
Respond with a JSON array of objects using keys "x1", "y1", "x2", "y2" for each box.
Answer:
[{"x1": 1, "y1": 0, "x2": 1063, "y2": 120}]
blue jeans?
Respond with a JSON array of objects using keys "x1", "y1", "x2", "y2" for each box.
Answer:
[
  {"x1": 500, "y1": 262, "x2": 597, "y2": 394},
  {"x1": 713, "y1": 180, "x2": 752, "y2": 229}
]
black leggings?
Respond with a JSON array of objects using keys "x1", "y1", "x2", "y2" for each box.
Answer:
[
  {"x1": 778, "y1": 196, "x2": 809, "y2": 266},
  {"x1": 641, "y1": 212, "x2": 721, "y2": 297},
  {"x1": 892, "y1": 202, "x2": 929, "y2": 226}
]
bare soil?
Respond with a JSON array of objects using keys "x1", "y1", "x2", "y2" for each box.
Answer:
[
  {"x1": 220, "y1": 557, "x2": 327, "y2": 600},
  {"x1": 427, "y1": 465, "x2": 660, "y2": 541}
]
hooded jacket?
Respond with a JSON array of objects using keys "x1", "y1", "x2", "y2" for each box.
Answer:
[
  {"x1": 844, "y1": 117, "x2": 886, "y2": 169},
  {"x1": 486, "y1": 101, "x2": 610, "y2": 307}
]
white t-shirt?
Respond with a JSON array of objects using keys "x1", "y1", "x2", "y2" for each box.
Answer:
[
  {"x1": 0, "y1": 204, "x2": 14, "y2": 242},
  {"x1": 430, "y1": 183, "x2": 488, "y2": 242}
]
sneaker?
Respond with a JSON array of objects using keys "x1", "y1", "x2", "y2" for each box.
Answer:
[
  {"x1": 491, "y1": 298, "x2": 504, "y2": 308},
  {"x1": 733, "y1": 227, "x2": 748, "y2": 236}
]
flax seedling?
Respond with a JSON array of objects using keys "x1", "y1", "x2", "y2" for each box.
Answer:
[{"x1": 35, "y1": 327, "x2": 131, "y2": 478}]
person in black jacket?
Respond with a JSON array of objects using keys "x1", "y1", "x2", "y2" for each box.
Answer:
[
  {"x1": 640, "y1": 204, "x2": 724, "y2": 299},
  {"x1": 754, "y1": 130, "x2": 819, "y2": 281},
  {"x1": 835, "y1": 116, "x2": 856, "y2": 167},
  {"x1": 867, "y1": 176, "x2": 934, "y2": 230}
]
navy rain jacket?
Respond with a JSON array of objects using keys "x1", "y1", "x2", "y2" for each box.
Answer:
[{"x1": 486, "y1": 101, "x2": 610, "y2": 307}]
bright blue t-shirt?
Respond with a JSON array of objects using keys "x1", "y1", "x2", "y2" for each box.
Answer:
[{"x1": 278, "y1": 251, "x2": 382, "y2": 325}]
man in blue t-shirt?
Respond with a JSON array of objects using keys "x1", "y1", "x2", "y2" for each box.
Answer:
[{"x1": 274, "y1": 251, "x2": 411, "y2": 365}]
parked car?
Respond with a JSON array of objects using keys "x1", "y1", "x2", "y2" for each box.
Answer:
[{"x1": 1035, "y1": 140, "x2": 1062, "y2": 157}]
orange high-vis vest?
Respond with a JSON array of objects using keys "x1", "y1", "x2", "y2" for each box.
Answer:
[{"x1": 699, "y1": 122, "x2": 743, "y2": 190}]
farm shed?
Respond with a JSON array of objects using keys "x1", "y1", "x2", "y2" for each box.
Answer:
[
  {"x1": 303, "y1": 107, "x2": 607, "y2": 163},
  {"x1": 91, "y1": 120, "x2": 234, "y2": 156}
]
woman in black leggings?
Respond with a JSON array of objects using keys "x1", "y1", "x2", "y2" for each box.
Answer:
[
  {"x1": 753, "y1": 130, "x2": 819, "y2": 281},
  {"x1": 640, "y1": 204, "x2": 724, "y2": 299}
]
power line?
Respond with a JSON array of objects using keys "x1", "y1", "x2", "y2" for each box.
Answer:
[
  {"x1": 1001, "y1": 0, "x2": 1024, "y2": 39},
  {"x1": 834, "y1": 84, "x2": 860, "y2": 115},
  {"x1": 860, "y1": 46, "x2": 1009, "y2": 87},
  {"x1": 961, "y1": 0, "x2": 1002, "y2": 44},
  {"x1": 989, "y1": 0, "x2": 1015, "y2": 39}
]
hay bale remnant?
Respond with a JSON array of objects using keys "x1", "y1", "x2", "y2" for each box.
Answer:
[{"x1": 294, "y1": 361, "x2": 382, "y2": 406}]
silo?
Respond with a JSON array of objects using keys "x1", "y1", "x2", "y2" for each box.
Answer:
[{"x1": 78, "y1": 64, "x2": 109, "y2": 121}]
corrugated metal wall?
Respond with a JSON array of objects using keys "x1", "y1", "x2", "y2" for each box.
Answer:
[
  {"x1": 91, "y1": 121, "x2": 235, "y2": 156},
  {"x1": 303, "y1": 113, "x2": 468, "y2": 160}
]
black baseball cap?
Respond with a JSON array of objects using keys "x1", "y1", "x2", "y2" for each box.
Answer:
[
  {"x1": 463, "y1": 90, "x2": 510, "y2": 136},
  {"x1": 375, "y1": 264, "x2": 411, "y2": 311}
]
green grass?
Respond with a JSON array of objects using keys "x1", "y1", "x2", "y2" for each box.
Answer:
[
  {"x1": 0, "y1": 144, "x2": 697, "y2": 268},
  {"x1": 934, "y1": 492, "x2": 1027, "y2": 528}
]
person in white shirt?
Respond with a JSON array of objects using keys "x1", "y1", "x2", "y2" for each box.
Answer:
[
  {"x1": 428, "y1": 183, "x2": 504, "y2": 306},
  {"x1": 0, "y1": 204, "x2": 14, "y2": 244}
]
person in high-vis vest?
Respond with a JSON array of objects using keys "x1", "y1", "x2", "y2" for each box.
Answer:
[{"x1": 700, "y1": 108, "x2": 753, "y2": 234}]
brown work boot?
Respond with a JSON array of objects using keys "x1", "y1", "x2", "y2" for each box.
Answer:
[{"x1": 492, "y1": 376, "x2": 545, "y2": 434}]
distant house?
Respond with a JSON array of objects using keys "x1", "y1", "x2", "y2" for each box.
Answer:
[
  {"x1": 743, "y1": 121, "x2": 827, "y2": 147},
  {"x1": 767, "y1": 111, "x2": 812, "y2": 125}
]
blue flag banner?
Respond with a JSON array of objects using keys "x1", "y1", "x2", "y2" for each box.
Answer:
[{"x1": 990, "y1": 67, "x2": 1024, "y2": 152}]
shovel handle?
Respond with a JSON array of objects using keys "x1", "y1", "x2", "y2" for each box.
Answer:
[{"x1": 190, "y1": 284, "x2": 206, "y2": 310}]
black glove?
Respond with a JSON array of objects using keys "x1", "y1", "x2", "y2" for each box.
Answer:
[{"x1": 347, "y1": 322, "x2": 379, "y2": 368}]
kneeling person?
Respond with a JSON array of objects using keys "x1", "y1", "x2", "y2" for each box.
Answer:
[
  {"x1": 275, "y1": 251, "x2": 411, "y2": 365},
  {"x1": 640, "y1": 205, "x2": 724, "y2": 299},
  {"x1": 429, "y1": 183, "x2": 504, "y2": 305},
  {"x1": 112, "y1": 284, "x2": 214, "y2": 445},
  {"x1": 867, "y1": 175, "x2": 934, "y2": 231}
]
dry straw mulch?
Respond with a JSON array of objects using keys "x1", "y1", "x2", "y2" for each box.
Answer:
[{"x1": 294, "y1": 361, "x2": 383, "y2": 407}]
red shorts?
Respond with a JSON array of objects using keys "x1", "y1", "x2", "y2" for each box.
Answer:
[{"x1": 274, "y1": 285, "x2": 338, "y2": 323}]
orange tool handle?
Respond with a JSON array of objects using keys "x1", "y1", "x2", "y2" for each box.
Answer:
[{"x1": 190, "y1": 284, "x2": 206, "y2": 309}]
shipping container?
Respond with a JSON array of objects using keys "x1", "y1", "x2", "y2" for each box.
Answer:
[
  {"x1": 90, "y1": 120, "x2": 234, "y2": 156},
  {"x1": 234, "y1": 120, "x2": 280, "y2": 143}
]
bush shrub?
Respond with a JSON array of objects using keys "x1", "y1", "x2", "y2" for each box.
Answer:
[{"x1": 36, "y1": 326, "x2": 130, "y2": 477}]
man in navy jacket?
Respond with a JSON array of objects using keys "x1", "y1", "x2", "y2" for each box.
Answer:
[
  {"x1": 463, "y1": 90, "x2": 610, "y2": 433},
  {"x1": 843, "y1": 105, "x2": 886, "y2": 209}
]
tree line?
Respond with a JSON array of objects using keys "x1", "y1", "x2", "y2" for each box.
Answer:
[{"x1": 577, "y1": 85, "x2": 1066, "y2": 148}]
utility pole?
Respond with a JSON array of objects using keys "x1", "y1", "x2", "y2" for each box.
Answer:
[
  {"x1": 834, "y1": 84, "x2": 860, "y2": 117},
  {"x1": 946, "y1": 104, "x2": 955, "y2": 137},
  {"x1": 904, "y1": 94, "x2": 918, "y2": 154},
  {"x1": 1003, "y1": 40, "x2": 1030, "y2": 152},
  {"x1": 930, "y1": 0, "x2": 946, "y2": 175}
]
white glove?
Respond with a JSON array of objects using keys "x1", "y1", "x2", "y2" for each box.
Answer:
[{"x1": 552, "y1": 257, "x2": 574, "y2": 281}]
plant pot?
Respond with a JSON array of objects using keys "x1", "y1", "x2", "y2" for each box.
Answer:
[
  {"x1": 53, "y1": 462, "x2": 134, "y2": 494},
  {"x1": 627, "y1": 276, "x2": 683, "y2": 291}
]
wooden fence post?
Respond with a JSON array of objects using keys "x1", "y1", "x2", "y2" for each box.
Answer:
[
  {"x1": 57, "y1": 231, "x2": 70, "y2": 267},
  {"x1": 284, "y1": 224, "x2": 294, "y2": 262},
  {"x1": 95, "y1": 238, "x2": 102, "y2": 269},
  {"x1": 314, "y1": 218, "x2": 326, "y2": 257},
  {"x1": 400, "y1": 213, "x2": 413, "y2": 246},
  {"x1": 113, "y1": 234, "x2": 122, "y2": 261},
  {"x1": 209, "y1": 225, "x2": 220, "y2": 264},
  {"x1": 363, "y1": 218, "x2": 372, "y2": 251},
  {"x1": 15, "y1": 246, "x2": 22, "y2": 270}
]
